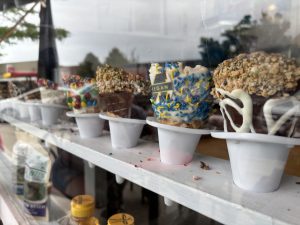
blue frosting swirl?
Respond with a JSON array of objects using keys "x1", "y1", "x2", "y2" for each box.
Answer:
[{"x1": 149, "y1": 62, "x2": 213, "y2": 126}]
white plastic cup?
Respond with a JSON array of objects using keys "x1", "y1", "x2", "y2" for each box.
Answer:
[
  {"x1": 40, "y1": 104, "x2": 66, "y2": 126},
  {"x1": 146, "y1": 117, "x2": 210, "y2": 165},
  {"x1": 28, "y1": 103, "x2": 42, "y2": 122},
  {"x1": 10, "y1": 100, "x2": 20, "y2": 118},
  {"x1": 158, "y1": 129, "x2": 201, "y2": 165},
  {"x1": 0, "y1": 100, "x2": 5, "y2": 114},
  {"x1": 75, "y1": 117, "x2": 104, "y2": 138},
  {"x1": 18, "y1": 102, "x2": 30, "y2": 119},
  {"x1": 227, "y1": 140, "x2": 290, "y2": 192},
  {"x1": 211, "y1": 132, "x2": 299, "y2": 193},
  {"x1": 100, "y1": 113, "x2": 145, "y2": 149},
  {"x1": 66, "y1": 112, "x2": 104, "y2": 138},
  {"x1": 4, "y1": 100, "x2": 12, "y2": 114},
  {"x1": 109, "y1": 121, "x2": 144, "y2": 149}
]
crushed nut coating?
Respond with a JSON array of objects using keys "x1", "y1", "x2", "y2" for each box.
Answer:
[
  {"x1": 212, "y1": 52, "x2": 300, "y2": 99},
  {"x1": 96, "y1": 64, "x2": 150, "y2": 95}
]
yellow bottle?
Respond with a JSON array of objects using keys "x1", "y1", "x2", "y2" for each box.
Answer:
[
  {"x1": 71, "y1": 195, "x2": 99, "y2": 225},
  {"x1": 107, "y1": 213, "x2": 134, "y2": 225}
]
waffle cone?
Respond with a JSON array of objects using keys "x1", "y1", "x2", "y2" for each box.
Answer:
[{"x1": 99, "y1": 92, "x2": 133, "y2": 118}]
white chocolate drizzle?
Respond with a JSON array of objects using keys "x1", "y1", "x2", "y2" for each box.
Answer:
[
  {"x1": 216, "y1": 88, "x2": 253, "y2": 133},
  {"x1": 263, "y1": 97, "x2": 300, "y2": 136},
  {"x1": 217, "y1": 88, "x2": 300, "y2": 136}
]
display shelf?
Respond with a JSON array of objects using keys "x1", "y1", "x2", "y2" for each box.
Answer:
[
  {"x1": 0, "y1": 77, "x2": 37, "y2": 82},
  {"x1": 0, "y1": 151, "x2": 69, "y2": 225},
  {"x1": 0, "y1": 114, "x2": 300, "y2": 225}
]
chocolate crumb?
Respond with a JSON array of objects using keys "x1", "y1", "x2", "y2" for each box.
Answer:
[
  {"x1": 147, "y1": 158, "x2": 152, "y2": 161},
  {"x1": 296, "y1": 182, "x2": 300, "y2": 185},
  {"x1": 108, "y1": 153, "x2": 113, "y2": 156},
  {"x1": 184, "y1": 163, "x2": 188, "y2": 166},
  {"x1": 140, "y1": 160, "x2": 143, "y2": 163},
  {"x1": 193, "y1": 175, "x2": 201, "y2": 181},
  {"x1": 134, "y1": 165, "x2": 138, "y2": 168},
  {"x1": 138, "y1": 152, "x2": 142, "y2": 154},
  {"x1": 200, "y1": 161, "x2": 210, "y2": 170}
]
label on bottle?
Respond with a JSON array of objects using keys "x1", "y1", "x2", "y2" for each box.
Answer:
[
  {"x1": 15, "y1": 183, "x2": 24, "y2": 195},
  {"x1": 24, "y1": 153, "x2": 48, "y2": 183},
  {"x1": 24, "y1": 200, "x2": 47, "y2": 217}
]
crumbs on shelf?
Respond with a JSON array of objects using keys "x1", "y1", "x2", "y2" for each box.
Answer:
[
  {"x1": 108, "y1": 153, "x2": 113, "y2": 156},
  {"x1": 200, "y1": 161, "x2": 210, "y2": 170},
  {"x1": 193, "y1": 176, "x2": 201, "y2": 181}
]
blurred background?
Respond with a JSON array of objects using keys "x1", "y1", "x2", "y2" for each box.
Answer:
[{"x1": 1, "y1": 0, "x2": 300, "y2": 80}]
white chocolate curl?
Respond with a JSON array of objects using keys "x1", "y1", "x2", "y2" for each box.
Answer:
[
  {"x1": 263, "y1": 97, "x2": 300, "y2": 136},
  {"x1": 216, "y1": 88, "x2": 254, "y2": 133}
]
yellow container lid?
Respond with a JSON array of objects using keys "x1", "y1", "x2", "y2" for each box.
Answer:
[
  {"x1": 71, "y1": 195, "x2": 95, "y2": 218},
  {"x1": 107, "y1": 213, "x2": 134, "y2": 225}
]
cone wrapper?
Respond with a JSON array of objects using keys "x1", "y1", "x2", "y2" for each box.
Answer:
[
  {"x1": 67, "y1": 84, "x2": 100, "y2": 114},
  {"x1": 99, "y1": 92, "x2": 133, "y2": 118},
  {"x1": 149, "y1": 63, "x2": 213, "y2": 128}
]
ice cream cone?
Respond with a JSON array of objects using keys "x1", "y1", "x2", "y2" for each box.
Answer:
[
  {"x1": 213, "y1": 52, "x2": 300, "y2": 137},
  {"x1": 149, "y1": 62, "x2": 213, "y2": 128},
  {"x1": 99, "y1": 92, "x2": 133, "y2": 118}
]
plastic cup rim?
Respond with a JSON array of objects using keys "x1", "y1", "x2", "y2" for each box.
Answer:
[
  {"x1": 146, "y1": 117, "x2": 211, "y2": 135},
  {"x1": 211, "y1": 131, "x2": 300, "y2": 146},
  {"x1": 99, "y1": 112, "x2": 146, "y2": 125}
]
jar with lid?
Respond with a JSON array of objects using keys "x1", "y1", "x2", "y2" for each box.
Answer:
[
  {"x1": 58, "y1": 195, "x2": 99, "y2": 225},
  {"x1": 107, "y1": 213, "x2": 134, "y2": 225}
]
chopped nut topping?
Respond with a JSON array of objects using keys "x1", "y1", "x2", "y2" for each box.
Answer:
[
  {"x1": 212, "y1": 52, "x2": 300, "y2": 99},
  {"x1": 96, "y1": 64, "x2": 150, "y2": 95}
]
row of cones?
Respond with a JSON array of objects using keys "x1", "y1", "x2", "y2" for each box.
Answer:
[
  {"x1": 65, "y1": 89, "x2": 134, "y2": 117},
  {"x1": 14, "y1": 84, "x2": 134, "y2": 118}
]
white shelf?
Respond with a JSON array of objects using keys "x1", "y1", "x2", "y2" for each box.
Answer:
[
  {"x1": 0, "y1": 77, "x2": 37, "y2": 82},
  {"x1": 1, "y1": 114, "x2": 300, "y2": 225}
]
